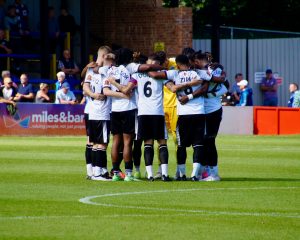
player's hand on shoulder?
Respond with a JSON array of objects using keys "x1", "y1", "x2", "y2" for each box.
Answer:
[{"x1": 179, "y1": 95, "x2": 189, "y2": 105}]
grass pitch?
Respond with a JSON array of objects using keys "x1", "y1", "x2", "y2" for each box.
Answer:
[{"x1": 0, "y1": 135, "x2": 299, "y2": 240}]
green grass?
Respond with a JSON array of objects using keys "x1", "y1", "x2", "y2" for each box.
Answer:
[{"x1": 0, "y1": 135, "x2": 299, "y2": 240}]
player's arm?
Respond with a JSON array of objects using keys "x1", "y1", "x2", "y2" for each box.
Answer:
[
  {"x1": 107, "y1": 77, "x2": 136, "y2": 95},
  {"x1": 103, "y1": 87, "x2": 131, "y2": 99},
  {"x1": 82, "y1": 75, "x2": 106, "y2": 101},
  {"x1": 0, "y1": 97, "x2": 16, "y2": 106},
  {"x1": 148, "y1": 71, "x2": 167, "y2": 79},
  {"x1": 179, "y1": 81, "x2": 210, "y2": 105},
  {"x1": 81, "y1": 62, "x2": 97, "y2": 78},
  {"x1": 207, "y1": 84, "x2": 228, "y2": 98},
  {"x1": 137, "y1": 64, "x2": 164, "y2": 72}
]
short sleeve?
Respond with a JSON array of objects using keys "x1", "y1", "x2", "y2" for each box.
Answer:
[
  {"x1": 197, "y1": 70, "x2": 212, "y2": 81},
  {"x1": 126, "y1": 63, "x2": 140, "y2": 74},
  {"x1": 191, "y1": 71, "x2": 200, "y2": 80},
  {"x1": 84, "y1": 69, "x2": 93, "y2": 84},
  {"x1": 166, "y1": 70, "x2": 177, "y2": 81}
]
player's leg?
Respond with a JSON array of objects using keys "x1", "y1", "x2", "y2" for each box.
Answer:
[
  {"x1": 133, "y1": 139, "x2": 142, "y2": 179},
  {"x1": 202, "y1": 108, "x2": 222, "y2": 181},
  {"x1": 158, "y1": 139, "x2": 171, "y2": 181},
  {"x1": 123, "y1": 133, "x2": 134, "y2": 181},
  {"x1": 190, "y1": 114, "x2": 205, "y2": 181},
  {"x1": 111, "y1": 134, "x2": 123, "y2": 181},
  {"x1": 175, "y1": 116, "x2": 187, "y2": 180},
  {"x1": 144, "y1": 139, "x2": 155, "y2": 181},
  {"x1": 84, "y1": 114, "x2": 93, "y2": 179}
]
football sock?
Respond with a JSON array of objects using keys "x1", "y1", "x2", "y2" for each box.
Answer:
[
  {"x1": 97, "y1": 148, "x2": 107, "y2": 169},
  {"x1": 118, "y1": 151, "x2": 123, "y2": 168},
  {"x1": 177, "y1": 164, "x2": 186, "y2": 177},
  {"x1": 161, "y1": 164, "x2": 168, "y2": 177},
  {"x1": 125, "y1": 160, "x2": 133, "y2": 176},
  {"x1": 210, "y1": 166, "x2": 219, "y2": 176},
  {"x1": 144, "y1": 144, "x2": 154, "y2": 166},
  {"x1": 177, "y1": 146, "x2": 187, "y2": 165},
  {"x1": 192, "y1": 144, "x2": 205, "y2": 165},
  {"x1": 85, "y1": 144, "x2": 93, "y2": 164},
  {"x1": 159, "y1": 144, "x2": 168, "y2": 164},
  {"x1": 91, "y1": 148, "x2": 97, "y2": 167},
  {"x1": 146, "y1": 165, "x2": 153, "y2": 178},
  {"x1": 191, "y1": 163, "x2": 201, "y2": 178},
  {"x1": 133, "y1": 140, "x2": 142, "y2": 169}
]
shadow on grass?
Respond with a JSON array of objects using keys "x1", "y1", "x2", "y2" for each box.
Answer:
[{"x1": 222, "y1": 177, "x2": 300, "y2": 182}]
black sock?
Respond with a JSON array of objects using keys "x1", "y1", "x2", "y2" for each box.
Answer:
[
  {"x1": 124, "y1": 160, "x2": 133, "y2": 171},
  {"x1": 95, "y1": 149, "x2": 101, "y2": 167},
  {"x1": 177, "y1": 146, "x2": 186, "y2": 165},
  {"x1": 98, "y1": 148, "x2": 107, "y2": 169},
  {"x1": 118, "y1": 151, "x2": 123, "y2": 170},
  {"x1": 192, "y1": 144, "x2": 205, "y2": 165},
  {"x1": 144, "y1": 144, "x2": 154, "y2": 166},
  {"x1": 159, "y1": 144, "x2": 168, "y2": 164},
  {"x1": 133, "y1": 140, "x2": 142, "y2": 168},
  {"x1": 85, "y1": 144, "x2": 93, "y2": 164},
  {"x1": 91, "y1": 148, "x2": 97, "y2": 167}
]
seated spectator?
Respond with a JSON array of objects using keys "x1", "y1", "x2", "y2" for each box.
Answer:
[
  {"x1": 55, "y1": 71, "x2": 68, "y2": 91},
  {"x1": 231, "y1": 73, "x2": 243, "y2": 105},
  {"x1": 1, "y1": 70, "x2": 18, "y2": 88},
  {"x1": 236, "y1": 80, "x2": 253, "y2": 106},
  {"x1": 35, "y1": 83, "x2": 50, "y2": 103},
  {"x1": 4, "y1": 5, "x2": 19, "y2": 32},
  {"x1": 58, "y1": 49, "x2": 80, "y2": 89},
  {"x1": 292, "y1": 89, "x2": 300, "y2": 108},
  {"x1": 55, "y1": 82, "x2": 77, "y2": 104},
  {"x1": 14, "y1": 73, "x2": 34, "y2": 102},
  {"x1": 1, "y1": 77, "x2": 17, "y2": 100},
  {"x1": 288, "y1": 83, "x2": 298, "y2": 107}
]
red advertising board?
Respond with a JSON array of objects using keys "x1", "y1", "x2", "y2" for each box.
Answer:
[{"x1": 0, "y1": 103, "x2": 86, "y2": 136}]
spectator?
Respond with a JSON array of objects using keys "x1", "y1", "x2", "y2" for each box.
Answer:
[
  {"x1": 13, "y1": 0, "x2": 30, "y2": 35},
  {"x1": 58, "y1": 49, "x2": 80, "y2": 89},
  {"x1": 35, "y1": 83, "x2": 50, "y2": 103},
  {"x1": 1, "y1": 70, "x2": 18, "y2": 87},
  {"x1": 236, "y1": 80, "x2": 253, "y2": 106},
  {"x1": 231, "y1": 73, "x2": 243, "y2": 105},
  {"x1": 1, "y1": 77, "x2": 17, "y2": 100},
  {"x1": 292, "y1": 91, "x2": 300, "y2": 107},
  {"x1": 48, "y1": 7, "x2": 59, "y2": 53},
  {"x1": 260, "y1": 69, "x2": 278, "y2": 106},
  {"x1": 58, "y1": 7, "x2": 76, "y2": 37},
  {"x1": 0, "y1": 0, "x2": 5, "y2": 29},
  {"x1": 4, "y1": 5, "x2": 18, "y2": 32},
  {"x1": 55, "y1": 82, "x2": 76, "y2": 104},
  {"x1": 14, "y1": 73, "x2": 34, "y2": 102},
  {"x1": 55, "y1": 71, "x2": 68, "y2": 91},
  {"x1": 288, "y1": 83, "x2": 298, "y2": 107}
]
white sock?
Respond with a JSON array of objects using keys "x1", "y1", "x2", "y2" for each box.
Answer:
[
  {"x1": 86, "y1": 164, "x2": 93, "y2": 177},
  {"x1": 157, "y1": 165, "x2": 162, "y2": 174},
  {"x1": 161, "y1": 164, "x2": 168, "y2": 176},
  {"x1": 177, "y1": 164, "x2": 186, "y2": 177},
  {"x1": 210, "y1": 166, "x2": 218, "y2": 176},
  {"x1": 93, "y1": 166, "x2": 101, "y2": 176},
  {"x1": 146, "y1": 165, "x2": 153, "y2": 178},
  {"x1": 135, "y1": 166, "x2": 140, "y2": 172},
  {"x1": 125, "y1": 169, "x2": 132, "y2": 177},
  {"x1": 102, "y1": 168, "x2": 108, "y2": 174},
  {"x1": 198, "y1": 164, "x2": 206, "y2": 178},
  {"x1": 191, "y1": 163, "x2": 201, "y2": 177}
]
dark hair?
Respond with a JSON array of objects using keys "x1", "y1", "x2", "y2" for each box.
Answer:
[
  {"x1": 193, "y1": 51, "x2": 208, "y2": 61},
  {"x1": 114, "y1": 48, "x2": 133, "y2": 66},
  {"x1": 182, "y1": 47, "x2": 195, "y2": 60},
  {"x1": 175, "y1": 54, "x2": 189, "y2": 66},
  {"x1": 291, "y1": 82, "x2": 299, "y2": 89},
  {"x1": 154, "y1": 51, "x2": 167, "y2": 65},
  {"x1": 235, "y1": 73, "x2": 243, "y2": 79}
]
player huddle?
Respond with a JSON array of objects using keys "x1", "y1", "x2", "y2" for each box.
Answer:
[{"x1": 82, "y1": 46, "x2": 227, "y2": 182}]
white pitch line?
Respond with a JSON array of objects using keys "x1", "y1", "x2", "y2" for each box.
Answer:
[
  {"x1": 79, "y1": 186, "x2": 300, "y2": 219},
  {"x1": 0, "y1": 215, "x2": 89, "y2": 220}
]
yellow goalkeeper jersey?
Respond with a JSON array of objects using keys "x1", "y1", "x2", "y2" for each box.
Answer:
[{"x1": 164, "y1": 57, "x2": 177, "y2": 108}]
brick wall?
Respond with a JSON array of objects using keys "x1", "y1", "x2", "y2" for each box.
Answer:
[{"x1": 88, "y1": 0, "x2": 192, "y2": 56}]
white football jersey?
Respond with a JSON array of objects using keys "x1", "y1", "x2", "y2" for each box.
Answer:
[
  {"x1": 166, "y1": 69, "x2": 208, "y2": 115},
  {"x1": 87, "y1": 66, "x2": 111, "y2": 120},
  {"x1": 126, "y1": 62, "x2": 141, "y2": 74},
  {"x1": 83, "y1": 68, "x2": 93, "y2": 114},
  {"x1": 105, "y1": 65, "x2": 137, "y2": 112},
  {"x1": 132, "y1": 72, "x2": 167, "y2": 116},
  {"x1": 204, "y1": 67, "x2": 226, "y2": 114}
]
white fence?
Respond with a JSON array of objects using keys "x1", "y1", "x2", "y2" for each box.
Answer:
[{"x1": 193, "y1": 38, "x2": 300, "y2": 106}]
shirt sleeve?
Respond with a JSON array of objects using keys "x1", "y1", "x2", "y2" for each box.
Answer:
[
  {"x1": 166, "y1": 70, "x2": 177, "y2": 81},
  {"x1": 197, "y1": 70, "x2": 212, "y2": 81},
  {"x1": 84, "y1": 69, "x2": 92, "y2": 84},
  {"x1": 28, "y1": 84, "x2": 34, "y2": 94},
  {"x1": 126, "y1": 63, "x2": 141, "y2": 74},
  {"x1": 208, "y1": 84, "x2": 228, "y2": 98}
]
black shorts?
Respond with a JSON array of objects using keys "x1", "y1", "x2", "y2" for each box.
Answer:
[
  {"x1": 205, "y1": 108, "x2": 222, "y2": 138},
  {"x1": 137, "y1": 115, "x2": 167, "y2": 141},
  {"x1": 176, "y1": 114, "x2": 205, "y2": 147},
  {"x1": 89, "y1": 120, "x2": 110, "y2": 144},
  {"x1": 111, "y1": 109, "x2": 137, "y2": 135},
  {"x1": 84, "y1": 113, "x2": 90, "y2": 136}
]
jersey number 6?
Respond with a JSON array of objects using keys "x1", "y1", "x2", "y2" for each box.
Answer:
[{"x1": 144, "y1": 81, "x2": 152, "y2": 97}]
